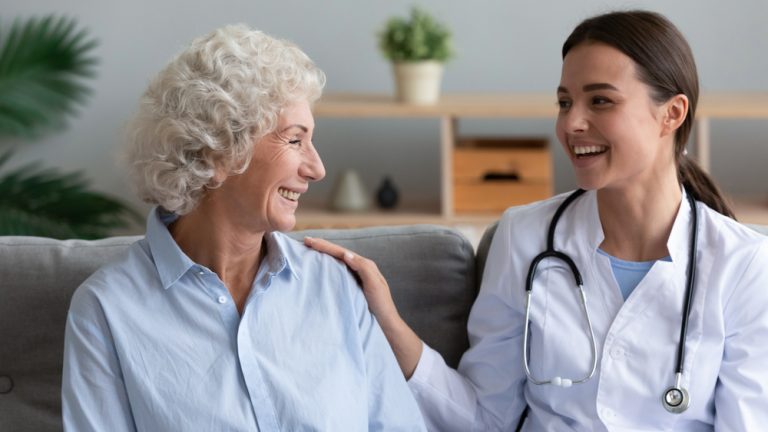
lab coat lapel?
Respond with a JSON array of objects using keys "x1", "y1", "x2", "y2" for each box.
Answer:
[{"x1": 610, "y1": 190, "x2": 693, "y2": 332}]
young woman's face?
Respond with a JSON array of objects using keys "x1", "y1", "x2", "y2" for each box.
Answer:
[
  {"x1": 213, "y1": 99, "x2": 325, "y2": 233},
  {"x1": 556, "y1": 42, "x2": 675, "y2": 192}
]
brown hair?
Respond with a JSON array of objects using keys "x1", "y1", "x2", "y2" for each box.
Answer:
[{"x1": 562, "y1": 10, "x2": 735, "y2": 219}]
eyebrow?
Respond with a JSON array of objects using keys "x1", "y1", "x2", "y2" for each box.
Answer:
[
  {"x1": 557, "y1": 83, "x2": 619, "y2": 93},
  {"x1": 281, "y1": 124, "x2": 309, "y2": 133}
]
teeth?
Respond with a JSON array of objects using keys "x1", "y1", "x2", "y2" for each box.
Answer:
[
  {"x1": 278, "y1": 187, "x2": 300, "y2": 201},
  {"x1": 573, "y1": 145, "x2": 607, "y2": 155}
]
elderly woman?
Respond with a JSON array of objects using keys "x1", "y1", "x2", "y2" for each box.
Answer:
[{"x1": 62, "y1": 25, "x2": 425, "y2": 431}]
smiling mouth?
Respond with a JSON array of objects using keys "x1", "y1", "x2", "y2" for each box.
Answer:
[
  {"x1": 278, "y1": 187, "x2": 301, "y2": 201},
  {"x1": 572, "y1": 145, "x2": 608, "y2": 158}
]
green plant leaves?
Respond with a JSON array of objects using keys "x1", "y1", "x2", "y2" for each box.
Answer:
[
  {"x1": 0, "y1": 151, "x2": 142, "y2": 239},
  {"x1": 0, "y1": 15, "x2": 97, "y2": 138},
  {"x1": 0, "y1": 15, "x2": 140, "y2": 239},
  {"x1": 379, "y1": 7, "x2": 453, "y2": 62}
]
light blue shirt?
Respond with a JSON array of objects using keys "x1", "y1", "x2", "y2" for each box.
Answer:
[
  {"x1": 62, "y1": 207, "x2": 425, "y2": 431},
  {"x1": 598, "y1": 248, "x2": 671, "y2": 300}
]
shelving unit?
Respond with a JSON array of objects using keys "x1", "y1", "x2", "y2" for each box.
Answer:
[{"x1": 296, "y1": 92, "x2": 768, "y2": 230}]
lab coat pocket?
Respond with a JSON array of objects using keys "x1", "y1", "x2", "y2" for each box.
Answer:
[{"x1": 526, "y1": 262, "x2": 596, "y2": 385}]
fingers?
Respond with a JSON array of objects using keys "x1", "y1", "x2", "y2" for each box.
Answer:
[
  {"x1": 304, "y1": 236, "x2": 363, "y2": 270},
  {"x1": 304, "y1": 236, "x2": 347, "y2": 258}
]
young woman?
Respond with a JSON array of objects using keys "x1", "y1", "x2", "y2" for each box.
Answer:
[{"x1": 306, "y1": 10, "x2": 768, "y2": 431}]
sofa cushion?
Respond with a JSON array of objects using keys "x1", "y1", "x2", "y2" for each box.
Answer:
[{"x1": 0, "y1": 224, "x2": 476, "y2": 432}]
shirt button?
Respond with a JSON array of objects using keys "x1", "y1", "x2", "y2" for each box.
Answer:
[
  {"x1": 217, "y1": 296, "x2": 227, "y2": 304},
  {"x1": 610, "y1": 347, "x2": 623, "y2": 358}
]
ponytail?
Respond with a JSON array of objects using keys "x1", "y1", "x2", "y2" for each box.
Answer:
[{"x1": 678, "y1": 155, "x2": 736, "y2": 219}]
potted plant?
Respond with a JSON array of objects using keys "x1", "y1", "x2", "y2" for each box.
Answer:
[{"x1": 378, "y1": 6, "x2": 453, "y2": 105}]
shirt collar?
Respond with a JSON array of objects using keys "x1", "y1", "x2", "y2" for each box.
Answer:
[
  {"x1": 145, "y1": 206, "x2": 197, "y2": 289},
  {"x1": 665, "y1": 187, "x2": 695, "y2": 264},
  {"x1": 146, "y1": 206, "x2": 301, "y2": 288},
  {"x1": 578, "y1": 187, "x2": 693, "y2": 263},
  {"x1": 266, "y1": 232, "x2": 301, "y2": 282}
]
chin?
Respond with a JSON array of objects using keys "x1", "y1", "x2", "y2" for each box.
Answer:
[
  {"x1": 272, "y1": 217, "x2": 296, "y2": 233},
  {"x1": 573, "y1": 172, "x2": 610, "y2": 191}
]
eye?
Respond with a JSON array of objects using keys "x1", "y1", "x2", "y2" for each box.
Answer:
[
  {"x1": 591, "y1": 96, "x2": 613, "y2": 107},
  {"x1": 288, "y1": 139, "x2": 302, "y2": 146},
  {"x1": 557, "y1": 98, "x2": 572, "y2": 111}
]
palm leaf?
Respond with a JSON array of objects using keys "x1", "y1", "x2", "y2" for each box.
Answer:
[
  {"x1": 0, "y1": 151, "x2": 142, "y2": 239},
  {"x1": 0, "y1": 15, "x2": 98, "y2": 138}
]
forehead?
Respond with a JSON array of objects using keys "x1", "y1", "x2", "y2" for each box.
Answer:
[
  {"x1": 278, "y1": 99, "x2": 314, "y2": 130},
  {"x1": 560, "y1": 42, "x2": 638, "y2": 86}
]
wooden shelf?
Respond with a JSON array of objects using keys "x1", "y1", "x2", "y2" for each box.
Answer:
[
  {"x1": 316, "y1": 92, "x2": 768, "y2": 119},
  {"x1": 295, "y1": 205, "x2": 500, "y2": 230},
  {"x1": 311, "y1": 92, "x2": 768, "y2": 228},
  {"x1": 315, "y1": 93, "x2": 558, "y2": 118}
]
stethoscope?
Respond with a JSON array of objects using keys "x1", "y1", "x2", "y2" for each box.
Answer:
[{"x1": 522, "y1": 188, "x2": 698, "y2": 414}]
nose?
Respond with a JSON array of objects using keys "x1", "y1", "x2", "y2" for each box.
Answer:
[
  {"x1": 301, "y1": 142, "x2": 326, "y2": 182},
  {"x1": 560, "y1": 104, "x2": 588, "y2": 134}
]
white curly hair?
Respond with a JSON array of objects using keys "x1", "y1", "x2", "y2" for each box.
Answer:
[{"x1": 124, "y1": 24, "x2": 326, "y2": 214}]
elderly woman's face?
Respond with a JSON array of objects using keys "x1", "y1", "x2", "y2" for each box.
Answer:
[{"x1": 213, "y1": 99, "x2": 325, "y2": 233}]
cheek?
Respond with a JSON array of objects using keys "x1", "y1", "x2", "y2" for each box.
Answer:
[{"x1": 555, "y1": 118, "x2": 568, "y2": 148}]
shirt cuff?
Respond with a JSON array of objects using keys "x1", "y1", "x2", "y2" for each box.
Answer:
[{"x1": 408, "y1": 341, "x2": 438, "y2": 386}]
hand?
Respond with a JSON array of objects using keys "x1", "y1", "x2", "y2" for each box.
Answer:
[{"x1": 303, "y1": 236, "x2": 400, "y2": 327}]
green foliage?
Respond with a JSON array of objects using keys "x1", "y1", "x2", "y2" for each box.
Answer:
[
  {"x1": 0, "y1": 151, "x2": 142, "y2": 239},
  {"x1": 378, "y1": 6, "x2": 453, "y2": 62},
  {"x1": 0, "y1": 15, "x2": 139, "y2": 239},
  {"x1": 0, "y1": 15, "x2": 97, "y2": 138}
]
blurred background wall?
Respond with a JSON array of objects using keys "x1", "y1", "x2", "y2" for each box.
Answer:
[{"x1": 3, "y1": 0, "x2": 767, "y2": 230}]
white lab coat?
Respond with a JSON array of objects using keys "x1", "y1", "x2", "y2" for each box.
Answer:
[{"x1": 408, "y1": 189, "x2": 768, "y2": 431}]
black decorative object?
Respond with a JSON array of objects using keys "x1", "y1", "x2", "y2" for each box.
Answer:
[{"x1": 376, "y1": 176, "x2": 399, "y2": 209}]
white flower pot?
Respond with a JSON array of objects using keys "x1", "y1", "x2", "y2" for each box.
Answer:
[{"x1": 393, "y1": 61, "x2": 444, "y2": 105}]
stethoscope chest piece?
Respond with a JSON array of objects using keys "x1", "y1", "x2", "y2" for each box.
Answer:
[{"x1": 662, "y1": 385, "x2": 690, "y2": 414}]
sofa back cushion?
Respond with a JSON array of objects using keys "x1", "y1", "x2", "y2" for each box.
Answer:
[
  {"x1": 0, "y1": 224, "x2": 476, "y2": 432},
  {"x1": 0, "y1": 236, "x2": 140, "y2": 432}
]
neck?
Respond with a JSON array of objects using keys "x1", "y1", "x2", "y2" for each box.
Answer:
[
  {"x1": 596, "y1": 171, "x2": 682, "y2": 262},
  {"x1": 169, "y1": 199, "x2": 266, "y2": 313}
]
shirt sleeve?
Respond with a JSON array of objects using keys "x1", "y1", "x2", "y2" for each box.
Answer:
[
  {"x1": 715, "y1": 239, "x2": 768, "y2": 429},
  {"x1": 406, "y1": 212, "x2": 528, "y2": 431},
  {"x1": 62, "y1": 286, "x2": 136, "y2": 432},
  {"x1": 344, "y1": 269, "x2": 428, "y2": 432}
]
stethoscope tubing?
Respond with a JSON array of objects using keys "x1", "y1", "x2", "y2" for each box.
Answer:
[{"x1": 522, "y1": 188, "x2": 698, "y2": 413}]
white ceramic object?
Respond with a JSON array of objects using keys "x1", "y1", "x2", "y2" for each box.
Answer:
[
  {"x1": 393, "y1": 61, "x2": 444, "y2": 105},
  {"x1": 330, "y1": 169, "x2": 370, "y2": 212}
]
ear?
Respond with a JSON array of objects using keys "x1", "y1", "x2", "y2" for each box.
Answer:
[
  {"x1": 661, "y1": 94, "x2": 689, "y2": 137},
  {"x1": 211, "y1": 162, "x2": 229, "y2": 186}
]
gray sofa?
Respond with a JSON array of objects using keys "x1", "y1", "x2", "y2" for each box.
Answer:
[
  {"x1": 2, "y1": 221, "x2": 766, "y2": 431},
  {"x1": 0, "y1": 224, "x2": 492, "y2": 432}
]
